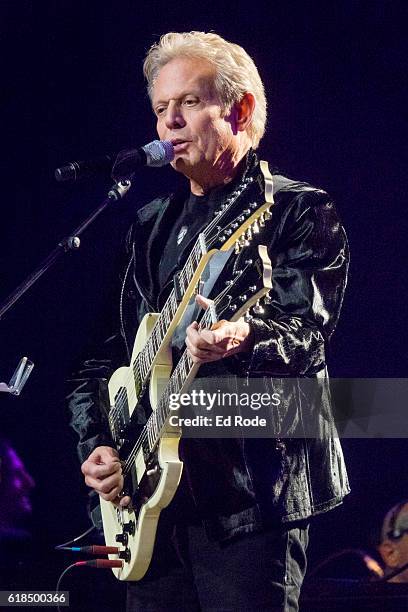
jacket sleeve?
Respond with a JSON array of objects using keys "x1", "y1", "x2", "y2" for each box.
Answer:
[
  {"x1": 66, "y1": 333, "x2": 128, "y2": 464},
  {"x1": 246, "y1": 188, "x2": 349, "y2": 376}
]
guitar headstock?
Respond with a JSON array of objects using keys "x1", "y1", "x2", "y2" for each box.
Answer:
[
  {"x1": 200, "y1": 244, "x2": 272, "y2": 326},
  {"x1": 205, "y1": 200, "x2": 274, "y2": 255}
]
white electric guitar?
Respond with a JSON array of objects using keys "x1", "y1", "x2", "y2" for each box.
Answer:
[{"x1": 100, "y1": 162, "x2": 276, "y2": 580}]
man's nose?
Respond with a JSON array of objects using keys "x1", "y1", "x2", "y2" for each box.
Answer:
[{"x1": 164, "y1": 102, "x2": 186, "y2": 130}]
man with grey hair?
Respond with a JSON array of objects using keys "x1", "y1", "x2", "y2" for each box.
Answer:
[{"x1": 70, "y1": 31, "x2": 349, "y2": 611}]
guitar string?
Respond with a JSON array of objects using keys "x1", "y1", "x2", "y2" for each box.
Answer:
[
  {"x1": 110, "y1": 176, "x2": 254, "y2": 416},
  {"x1": 122, "y1": 263, "x2": 256, "y2": 476},
  {"x1": 122, "y1": 298, "x2": 219, "y2": 476},
  {"x1": 122, "y1": 306, "x2": 213, "y2": 475},
  {"x1": 108, "y1": 177, "x2": 255, "y2": 431},
  {"x1": 109, "y1": 181, "x2": 261, "y2": 436},
  {"x1": 122, "y1": 260, "x2": 263, "y2": 478},
  {"x1": 109, "y1": 227, "x2": 228, "y2": 432}
]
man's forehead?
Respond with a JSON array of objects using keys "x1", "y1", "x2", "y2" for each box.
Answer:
[{"x1": 152, "y1": 56, "x2": 217, "y2": 103}]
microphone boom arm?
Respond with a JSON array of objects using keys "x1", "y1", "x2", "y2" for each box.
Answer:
[{"x1": 0, "y1": 179, "x2": 132, "y2": 322}]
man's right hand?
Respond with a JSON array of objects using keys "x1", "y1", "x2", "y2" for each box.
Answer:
[{"x1": 81, "y1": 446, "x2": 131, "y2": 507}]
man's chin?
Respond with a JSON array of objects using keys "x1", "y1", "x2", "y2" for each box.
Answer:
[{"x1": 171, "y1": 156, "x2": 194, "y2": 177}]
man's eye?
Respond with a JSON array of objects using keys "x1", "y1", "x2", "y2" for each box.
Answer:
[
  {"x1": 183, "y1": 98, "x2": 198, "y2": 106},
  {"x1": 155, "y1": 107, "x2": 166, "y2": 116}
]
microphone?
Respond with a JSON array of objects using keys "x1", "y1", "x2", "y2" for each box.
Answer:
[{"x1": 54, "y1": 139, "x2": 174, "y2": 182}]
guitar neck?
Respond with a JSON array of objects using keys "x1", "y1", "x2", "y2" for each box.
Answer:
[{"x1": 132, "y1": 238, "x2": 206, "y2": 389}]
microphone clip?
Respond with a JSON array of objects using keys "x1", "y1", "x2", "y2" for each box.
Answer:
[{"x1": 0, "y1": 356, "x2": 34, "y2": 396}]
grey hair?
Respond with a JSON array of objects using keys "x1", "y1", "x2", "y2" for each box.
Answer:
[{"x1": 143, "y1": 31, "x2": 267, "y2": 149}]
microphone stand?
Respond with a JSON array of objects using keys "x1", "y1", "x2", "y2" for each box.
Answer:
[{"x1": 0, "y1": 179, "x2": 132, "y2": 395}]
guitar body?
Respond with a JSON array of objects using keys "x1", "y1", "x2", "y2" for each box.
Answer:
[{"x1": 100, "y1": 312, "x2": 183, "y2": 581}]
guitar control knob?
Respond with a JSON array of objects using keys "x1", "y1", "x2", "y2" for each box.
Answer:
[
  {"x1": 115, "y1": 533, "x2": 128, "y2": 546},
  {"x1": 119, "y1": 548, "x2": 131, "y2": 563},
  {"x1": 123, "y1": 521, "x2": 135, "y2": 536}
]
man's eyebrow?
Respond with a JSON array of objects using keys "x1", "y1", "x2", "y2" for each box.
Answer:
[{"x1": 152, "y1": 92, "x2": 201, "y2": 106}]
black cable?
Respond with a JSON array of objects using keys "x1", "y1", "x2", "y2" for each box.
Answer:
[
  {"x1": 55, "y1": 525, "x2": 95, "y2": 549},
  {"x1": 55, "y1": 562, "x2": 77, "y2": 612}
]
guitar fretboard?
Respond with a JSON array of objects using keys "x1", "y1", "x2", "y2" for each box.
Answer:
[{"x1": 133, "y1": 240, "x2": 204, "y2": 389}]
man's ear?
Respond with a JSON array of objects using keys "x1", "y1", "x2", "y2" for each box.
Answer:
[
  {"x1": 229, "y1": 92, "x2": 256, "y2": 133},
  {"x1": 379, "y1": 540, "x2": 400, "y2": 568}
]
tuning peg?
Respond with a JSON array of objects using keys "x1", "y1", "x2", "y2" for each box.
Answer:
[
  {"x1": 239, "y1": 236, "x2": 249, "y2": 248},
  {"x1": 264, "y1": 291, "x2": 272, "y2": 304},
  {"x1": 259, "y1": 213, "x2": 265, "y2": 227},
  {"x1": 243, "y1": 209, "x2": 251, "y2": 216},
  {"x1": 239, "y1": 295, "x2": 248, "y2": 302},
  {"x1": 245, "y1": 227, "x2": 253, "y2": 241},
  {"x1": 250, "y1": 202, "x2": 258, "y2": 209},
  {"x1": 231, "y1": 222, "x2": 239, "y2": 229},
  {"x1": 252, "y1": 300, "x2": 265, "y2": 315},
  {"x1": 229, "y1": 304, "x2": 237, "y2": 312},
  {"x1": 264, "y1": 208, "x2": 272, "y2": 220},
  {"x1": 249, "y1": 285, "x2": 257, "y2": 293},
  {"x1": 252, "y1": 220, "x2": 260, "y2": 234},
  {"x1": 224, "y1": 229, "x2": 232, "y2": 236},
  {"x1": 235, "y1": 241, "x2": 241, "y2": 254}
]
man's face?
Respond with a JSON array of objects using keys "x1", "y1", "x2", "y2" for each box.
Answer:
[{"x1": 152, "y1": 56, "x2": 240, "y2": 191}]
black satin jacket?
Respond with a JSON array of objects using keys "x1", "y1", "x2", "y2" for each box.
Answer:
[{"x1": 68, "y1": 152, "x2": 350, "y2": 542}]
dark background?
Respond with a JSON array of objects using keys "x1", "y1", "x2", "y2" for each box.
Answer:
[{"x1": 0, "y1": 0, "x2": 407, "y2": 608}]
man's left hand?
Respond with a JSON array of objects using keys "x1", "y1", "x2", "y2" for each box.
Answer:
[{"x1": 185, "y1": 295, "x2": 254, "y2": 364}]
